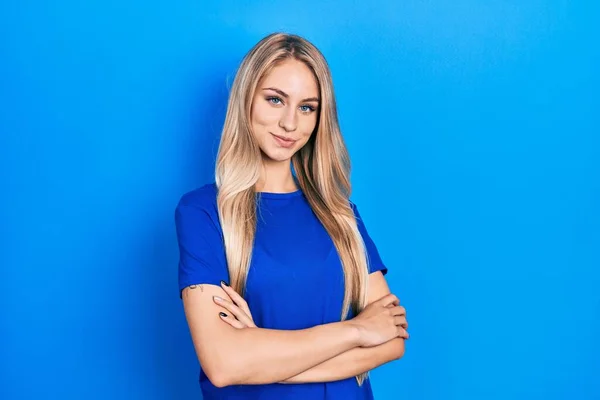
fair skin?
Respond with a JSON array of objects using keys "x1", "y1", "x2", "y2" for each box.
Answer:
[
  {"x1": 181, "y1": 58, "x2": 408, "y2": 387},
  {"x1": 250, "y1": 58, "x2": 319, "y2": 193},
  {"x1": 215, "y1": 275, "x2": 408, "y2": 383}
]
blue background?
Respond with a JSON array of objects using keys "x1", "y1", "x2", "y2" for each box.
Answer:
[{"x1": 1, "y1": 1, "x2": 598, "y2": 399}]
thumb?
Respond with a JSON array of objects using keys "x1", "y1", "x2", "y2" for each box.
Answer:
[{"x1": 378, "y1": 293, "x2": 400, "y2": 307}]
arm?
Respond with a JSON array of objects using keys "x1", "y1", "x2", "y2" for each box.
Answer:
[
  {"x1": 282, "y1": 272, "x2": 407, "y2": 383},
  {"x1": 182, "y1": 283, "x2": 362, "y2": 387},
  {"x1": 282, "y1": 338, "x2": 404, "y2": 383},
  {"x1": 177, "y1": 198, "x2": 403, "y2": 387}
]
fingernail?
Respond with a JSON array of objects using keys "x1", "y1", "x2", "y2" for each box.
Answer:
[
  {"x1": 220, "y1": 280, "x2": 229, "y2": 287},
  {"x1": 219, "y1": 312, "x2": 227, "y2": 318},
  {"x1": 213, "y1": 296, "x2": 223, "y2": 302}
]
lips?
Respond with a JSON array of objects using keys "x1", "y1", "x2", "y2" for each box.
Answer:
[
  {"x1": 270, "y1": 132, "x2": 297, "y2": 148},
  {"x1": 271, "y1": 133, "x2": 296, "y2": 143}
]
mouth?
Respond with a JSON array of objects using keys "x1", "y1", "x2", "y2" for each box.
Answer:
[{"x1": 270, "y1": 132, "x2": 297, "y2": 148}]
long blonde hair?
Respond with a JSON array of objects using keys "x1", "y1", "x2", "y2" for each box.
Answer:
[{"x1": 215, "y1": 33, "x2": 371, "y2": 384}]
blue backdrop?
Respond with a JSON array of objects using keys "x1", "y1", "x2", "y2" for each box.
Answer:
[{"x1": 2, "y1": 1, "x2": 598, "y2": 399}]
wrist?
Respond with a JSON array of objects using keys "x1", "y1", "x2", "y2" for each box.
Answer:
[{"x1": 341, "y1": 320, "x2": 363, "y2": 347}]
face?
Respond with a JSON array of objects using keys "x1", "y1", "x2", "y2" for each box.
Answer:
[{"x1": 250, "y1": 58, "x2": 320, "y2": 163}]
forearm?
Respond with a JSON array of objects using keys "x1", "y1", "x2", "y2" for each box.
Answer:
[
  {"x1": 282, "y1": 338, "x2": 405, "y2": 383},
  {"x1": 208, "y1": 320, "x2": 361, "y2": 386}
]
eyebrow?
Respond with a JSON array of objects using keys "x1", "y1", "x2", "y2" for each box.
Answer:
[{"x1": 262, "y1": 87, "x2": 320, "y2": 103}]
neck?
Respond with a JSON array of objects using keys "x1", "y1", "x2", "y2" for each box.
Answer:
[{"x1": 255, "y1": 157, "x2": 298, "y2": 193}]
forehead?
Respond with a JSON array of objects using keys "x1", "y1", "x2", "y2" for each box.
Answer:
[{"x1": 259, "y1": 59, "x2": 319, "y2": 97}]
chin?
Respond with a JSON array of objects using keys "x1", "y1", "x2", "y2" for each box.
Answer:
[{"x1": 261, "y1": 147, "x2": 296, "y2": 163}]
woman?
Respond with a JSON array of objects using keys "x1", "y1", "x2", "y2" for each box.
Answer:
[{"x1": 175, "y1": 32, "x2": 409, "y2": 400}]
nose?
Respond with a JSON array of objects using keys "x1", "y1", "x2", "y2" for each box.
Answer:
[{"x1": 278, "y1": 107, "x2": 297, "y2": 132}]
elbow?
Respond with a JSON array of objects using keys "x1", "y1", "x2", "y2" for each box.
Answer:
[
  {"x1": 206, "y1": 360, "x2": 264, "y2": 387},
  {"x1": 206, "y1": 368, "x2": 229, "y2": 388},
  {"x1": 204, "y1": 356, "x2": 253, "y2": 387},
  {"x1": 210, "y1": 374, "x2": 232, "y2": 389},
  {"x1": 198, "y1": 332, "x2": 253, "y2": 387},
  {"x1": 205, "y1": 364, "x2": 236, "y2": 388},
  {"x1": 202, "y1": 355, "x2": 241, "y2": 388}
]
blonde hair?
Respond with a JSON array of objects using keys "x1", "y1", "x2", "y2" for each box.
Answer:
[{"x1": 215, "y1": 33, "x2": 371, "y2": 385}]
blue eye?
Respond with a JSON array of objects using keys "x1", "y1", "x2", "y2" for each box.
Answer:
[
  {"x1": 300, "y1": 105, "x2": 315, "y2": 113},
  {"x1": 266, "y1": 96, "x2": 315, "y2": 113}
]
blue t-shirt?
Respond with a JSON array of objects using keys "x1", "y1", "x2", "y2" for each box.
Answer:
[{"x1": 175, "y1": 183, "x2": 388, "y2": 400}]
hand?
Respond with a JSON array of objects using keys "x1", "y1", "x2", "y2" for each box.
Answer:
[
  {"x1": 213, "y1": 281, "x2": 257, "y2": 329},
  {"x1": 349, "y1": 293, "x2": 409, "y2": 347}
]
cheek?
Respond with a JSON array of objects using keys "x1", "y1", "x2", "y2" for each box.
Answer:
[
  {"x1": 299, "y1": 115, "x2": 318, "y2": 139},
  {"x1": 252, "y1": 101, "x2": 279, "y2": 128}
]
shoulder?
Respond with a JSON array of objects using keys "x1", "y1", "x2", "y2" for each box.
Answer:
[
  {"x1": 175, "y1": 182, "x2": 221, "y2": 232},
  {"x1": 348, "y1": 200, "x2": 368, "y2": 230},
  {"x1": 177, "y1": 182, "x2": 218, "y2": 210},
  {"x1": 348, "y1": 200, "x2": 360, "y2": 217}
]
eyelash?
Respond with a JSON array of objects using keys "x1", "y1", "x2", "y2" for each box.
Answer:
[{"x1": 266, "y1": 96, "x2": 316, "y2": 113}]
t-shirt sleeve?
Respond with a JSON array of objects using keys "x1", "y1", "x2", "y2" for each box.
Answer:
[
  {"x1": 351, "y1": 202, "x2": 388, "y2": 276},
  {"x1": 175, "y1": 198, "x2": 229, "y2": 297}
]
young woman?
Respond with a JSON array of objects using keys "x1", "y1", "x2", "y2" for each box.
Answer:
[{"x1": 175, "y1": 32, "x2": 409, "y2": 400}]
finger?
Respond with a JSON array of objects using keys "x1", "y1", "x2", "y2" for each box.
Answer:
[
  {"x1": 213, "y1": 296, "x2": 255, "y2": 327},
  {"x1": 390, "y1": 306, "x2": 406, "y2": 316},
  {"x1": 220, "y1": 281, "x2": 254, "y2": 319},
  {"x1": 218, "y1": 312, "x2": 245, "y2": 329},
  {"x1": 394, "y1": 316, "x2": 408, "y2": 329},
  {"x1": 397, "y1": 326, "x2": 410, "y2": 339},
  {"x1": 378, "y1": 293, "x2": 399, "y2": 307}
]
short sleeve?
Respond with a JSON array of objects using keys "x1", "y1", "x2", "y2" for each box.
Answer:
[
  {"x1": 175, "y1": 198, "x2": 229, "y2": 297},
  {"x1": 351, "y1": 202, "x2": 388, "y2": 276}
]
